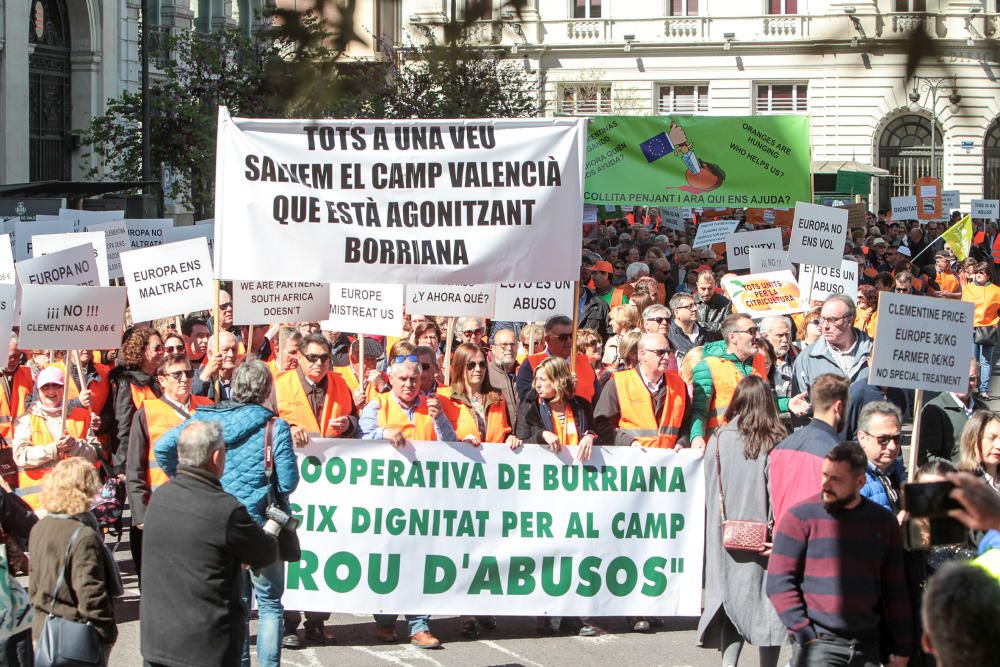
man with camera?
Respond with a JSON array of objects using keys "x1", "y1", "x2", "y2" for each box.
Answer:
[{"x1": 140, "y1": 420, "x2": 279, "y2": 667}]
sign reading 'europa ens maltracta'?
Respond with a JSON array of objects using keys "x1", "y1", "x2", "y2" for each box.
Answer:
[
  {"x1": 282, "y1": 441, "x2": 705, "y2": 617},
  {"x1": 583, "y1": 115, "x2": 811, "y2": 208}
]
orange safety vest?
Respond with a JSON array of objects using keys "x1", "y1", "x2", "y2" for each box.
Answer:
[
  {"x1": 374, "y1": 393, "x2": 437, "y2": 441},
  {"x1": 550, "y1": 403, "x2": 579, "y2": 446},
  {"x1": 992, "y1": 236, "x2": 1000, "y2": 265},
  {"x1": 52, "y1": 361, "x2": 111, "y2": 415},
  {"x1": 332, "y1": 366, "x2": 385, "y2": 406},
  {"x1": 527, "y1": 353, "x2": 598, "y2": 405},
  {"x1": 129, "y1": 383, "x2": 158, "y2": 410},
  {"x1": 704, "y1": 356, "x2": 760, "y2": 432},
  {"x1": 609, "y1": 288, "x2": 626, "y2": 308},
  {"x1": 143, "y1": 396, "x2": 214, "y2": 490},
  {"x1": 274, "y1": 370, "x2": 354, "y2": 436},
  {"x1": 935, "y1": 271, "x2": 960, "y2": 295},
  {"x1": 266, "y1": 359, "x2": 285, "y2": 379},
  {"x1": 0, "y1": 366, "x2": 33, "y2": 440},
  {"x1": 437, "y1": 387, "x2": 511, "y2": 443},
  {"x1": 16, "y1": 409, "x2": 91, "y2": 509},
  {"x1": 613, "y1": 369, "x2": 687, "y2": 449}
]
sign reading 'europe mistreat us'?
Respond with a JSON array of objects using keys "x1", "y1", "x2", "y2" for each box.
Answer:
[
  {"x1": 214, "y1": 108, "x2": 587, "y2": 284},
  {"x1": 583, "y1": 116, "x2": 811, "y2": 208}
]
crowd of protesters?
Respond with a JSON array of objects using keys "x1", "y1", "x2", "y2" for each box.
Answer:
[{"x1": 0, "y1": 206, "x2": 998, "y2": 666}]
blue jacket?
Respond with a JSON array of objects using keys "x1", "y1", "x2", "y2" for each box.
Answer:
[
  {"x1": 860, "y1": 458, "x2": 906, "y2": 513},
  {"x1": 154, "y1": 402, "x2": 299, "y2": 525}
]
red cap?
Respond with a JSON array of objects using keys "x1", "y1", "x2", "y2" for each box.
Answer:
[{"x1": 591, "y1": 260, "x2": 614, "y2": 273}]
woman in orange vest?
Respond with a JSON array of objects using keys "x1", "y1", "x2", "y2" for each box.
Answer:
[
  {"x1": 12, "y1": 366, "x2": 99, "y2": 510},
  {"x1": 439, "y1": 343, "x2": 518, "y2": 448},
  {"x1": 514, "y1": 357, "x2": 596, "y2": 458},
  {"x1": 854, "y1": 285, "x2": 879, "y2": 340},
  {"x1": 963, "y1": 261, "x2": 1000, "y2": 399},
  {"x1": 110, "y1": 329, "x2": 164, "y2": 469}
]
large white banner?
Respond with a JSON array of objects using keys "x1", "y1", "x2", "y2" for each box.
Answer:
[
  {"x1": 282, "y1": 440, "x2": 705, "y2": 616},
  {"x1": 214, "y1": 109, "x2": 586, "y2": 284}
]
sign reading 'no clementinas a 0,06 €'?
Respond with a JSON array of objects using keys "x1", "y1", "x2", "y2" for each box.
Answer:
[{"x1": 214, "y1": 108, "x2": 587, "y2": 284}]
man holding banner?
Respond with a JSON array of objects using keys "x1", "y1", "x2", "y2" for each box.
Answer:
[{"x1": 275, "y1": 334, "x2": 358, "y2": 445}]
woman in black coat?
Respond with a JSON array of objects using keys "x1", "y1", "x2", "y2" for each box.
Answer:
[{"x1": 515, "y1": 356, "x2": 597, "y2": 455}]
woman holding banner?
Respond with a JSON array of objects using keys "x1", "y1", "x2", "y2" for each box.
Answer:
[
  {"x1": 962, "y1": 262, "x2": 1000, "y2": 399},
  {"x1": 515, "y1": 357, "x2": 596, "y2": 459},
  {"x1": 439, "y1": 343, "x2": 519, "y2": 449}
]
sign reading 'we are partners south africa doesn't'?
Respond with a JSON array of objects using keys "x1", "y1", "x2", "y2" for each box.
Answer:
[{"x1": 214, "y1": 108, "x2": 586, "y2": 284}]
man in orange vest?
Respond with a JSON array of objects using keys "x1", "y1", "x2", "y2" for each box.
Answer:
[
  {"x1": 125, "y1": 354, "x2": 213, "y2": 580},
  {"x1": 690, "y1": 314, "x2": 762, "y2": 451},
  {"x1": 267, "y1": 327, "x2": 301, "y2": 378},
  {"x1": 0, "y1": 335, "x2": 33, "y2": 440},
  {"x1": 515, "y1": 316, "x2": 601, "y2": 405},
  {"x1": 929, "y1": 251, "x2": 962, "y2": 299},
  {"x1": 591, "y1": 260, "x2": 629, "y2": 308},
  {"x1": 358, "y1": 357, "x2": 455, "y2": 649}
]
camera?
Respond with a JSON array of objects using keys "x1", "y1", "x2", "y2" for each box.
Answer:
[
  {"x1": 902, "y1": 481, "x2": 967, "y2": 551},
  {"x1": 263, "y1": 505, "x2": 299, "y2": 537}
]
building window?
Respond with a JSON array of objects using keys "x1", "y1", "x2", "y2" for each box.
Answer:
[
  {"x1": 767, "y1": 0, "x2": 797, "y2": 14},
  {"x1": 893, "y1": 0, "x2": 927, "y2": 11},
  {"x1": 755, "y1": 83, "x2": 808, "y2": 113},
  {"x1": 464, "y1": 0, "x2": 492, "y2": 20},
  {"x1": 658, "y1": 84, "x2": 709, "y2": 114},
  {"x1": 561, "y1": 85, "x2": 612, "y2": 115},
  {"x1": 573, "y1": 0, "x2": 601, "y2": 19},
  {"x1": 669, "y1": 0, "x2": 698, "y2": 15}
]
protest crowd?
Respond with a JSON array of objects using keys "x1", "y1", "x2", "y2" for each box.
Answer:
[{"x1": 4, "y1": 138, "x2": 1000, "y2": 666}]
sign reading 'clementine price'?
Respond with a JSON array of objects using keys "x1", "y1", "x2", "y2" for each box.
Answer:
[{"x1": 721, "y1": 270, "x2": 809, "y2": 319}]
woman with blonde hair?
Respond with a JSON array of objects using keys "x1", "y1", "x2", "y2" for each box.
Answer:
[
  {"x1": 603, "y1": 304, "x2": 640, "y2": 368},
  {"x1": 957, "y1": 410, "x2": 1000, "y2": 490},
  {"x1": 515, "y1": 357, "x2": 596, "y2": 458},
  {"x1": 29, "y1": 457, "x2": 121, "y2": 661}
]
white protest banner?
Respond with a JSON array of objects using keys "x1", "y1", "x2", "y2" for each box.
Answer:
[
  {"x1": 869, "y1": 293, "x2": 974, "y2": 394},
  {"x1": 0, "y1": 235, "x2": 14, "y2": 284},
  {"x1": 406, "y1": 284, "x2": 496, "y2": 318},
  {"x1": 720, "y1": 270, "x2": 809, "y2": 319},
  {"x1": 58, "y1": 208, "x2": 124, "y2": 221},
  {"x1": 799, "y1": 260, "x2": 859, "y2": 302},
  {"x1": 283, "y1": 440, "x2": 705, "y2": 616},
  {"x1": 163, "y1": 223, "x2": 215, "y2": 257},
  {"x1": 0, "y1": 284, "x2": 16, "y2": 346},
  {"x1": 214, "y1": 109, "x2": 586, "y2": 284},
  {"x1": 971, "y1": 199, "x2": 1000, "y2": 220},
  {"x1": 748, "y1": 247, "x2": 790, "y2": 274},
  {"x1": 890, "y1": 196, "x2": 918, "y2": 220},
  {"x1": 659, "y1": 207, "x2": 687, "y2": 232},
  {"x1": 32, "y1": 231, "x2": 109, "y2": 287},
  {"x1": 232, "y1": 281, "x2": 330, "y2": 325},
  {"x1": 322, "y1": 283, "x2": 405, "y2": 336},
  {"x1": 85, "y1": 221, "x2": 129, "y2": 280},
  {"x1": 582, "y1": 205, "x2": 597, "y2": 225},
  {"x1": 119, "y1": 238, "x2": 214, "y2": 322},
  {"x1": 126, "y1": 219, "x2": 174, "y2": 249},
  {"x1": 941, "y1": 190, "x2": 961, "y2": 213},
  {"x1": 725, "y1": 228, "x2": 782, "y2": 271},
  {"x1": 691, "y1": 219, "x2": 740, "y2": 249},
  {"x1": 493, "y1": 281, "x2": 576, "y2": 322},
  {"x1": 20, "y1": 285, "x2": 127, "y2": 349},
  {"x1": 12, "y1": 219, "x2": 79, "y2": 260},
  {"x1": 16, "y1": 245, "x2": 99, "y2": 286},
  {"x1": 787, "y1": 202, "x2": 848, "y2": 269}
]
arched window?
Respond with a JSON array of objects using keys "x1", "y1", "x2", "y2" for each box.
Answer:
[
  {"x1": 876, "y1": 113, "x2": 943, "y2": 208},
  {"x1": 986, "y1": 117, "x2": 1000, "y2": 201},
  {"x1": 29, "y1": 0, "x2": 71, "y2": 181}
]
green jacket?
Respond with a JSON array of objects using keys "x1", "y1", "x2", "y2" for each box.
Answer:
[{"x1": 690, "y1": 340, "x2": 756, "y2": 440}]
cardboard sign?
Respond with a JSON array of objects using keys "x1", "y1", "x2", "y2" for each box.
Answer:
[
  {"x1": 406, "y1": 284, "x2": 496, "y2": 318},
  {"x1": 721, "y1": 270, "x2": 809, "y2": 319},
  {"x1": 58, "y1": 208, "x2": 125, "y2": 222},
  {"x1": 971, "y1": 199, "x2": 1000, "y2": 220},
  {"x1": 32, "y1": 231, "x2": 109, "y2": 287},
  {"x1": 890, "y1": 196, "x2": 918, "y2": 221},
  {"x1": 0, "y1": 235, "x2": 15, "y2": 284},
  {"x1": 787, "y1": 202, "x2": 848, "y2": 269},
  {"x1": 16, "y1": 244, "x2": 99, "y2": 286},
  {"x1": 0, "y1": 284, "x2": 16, "y2": 346},
  {"x1": 748, "y1": 247, "x2": 790, "y2": 274},
  {"x1": 126, "y1": 219, "x2": 174, "y2": 249},
  {"x1": 747, "y1": 207, "x2": 794, "y2": 228},
  {"x1": 119, "y1": 238, "x2": 215, "y2": 322},
  {"x1": 84, "y1": 220, "x2": 129, "y2": 280},
  {"x1": 19, "y1": 285, "x2": 127, "y2": 350},
  {"x1": 835, "y1": 202, "x2": 868, "y2": 231},
  {"x1": 869, "y1": 293, "x2": 974, "y2": 393},
  {"x1": 799, "y1": 260, "x2": 859, "y2": 302},
  {"x1": 915, "y1": 177, "x2": 942, "y2": 221},
  {"x1": 493, "y1": 281, "x2": 576, "y2": 322},
  {"x1": 691, "y1": 219, "x2": 740, "y2": 249},
  {"x1": 322, "y1": 283, "x2": 405, "y2": 337},
  {"x1": 659, "y1": 207, "x2": 688, "y2": 232},
  {"x1": 163, "y1": 224, "x2": 215, "y2": 258},
  {"x1": 232, "y1": 281, "x2": 331, "y2": 325},
  {"x1": 725, "y1": 228, "x2": 782, "y2": 271},
  {"x1": 12, "y1": 219, "x2": 79, "y2": 260},
  {"x1": 941, "y1": 190, "x2": 960, "y2": 213}
]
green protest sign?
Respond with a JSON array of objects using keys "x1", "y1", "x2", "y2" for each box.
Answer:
[{"x1": 584, "y1": 115, "x2": 811, "y2": 208}]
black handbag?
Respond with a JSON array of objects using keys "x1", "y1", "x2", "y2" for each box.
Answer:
[
  {"x1": 34, "y1": 524, "x2": 106, "y2": 667},
  {"x1": 264, "y1": 419, "x2": 301, "y2": 562},
  {"x1": 974, "y1": 326, "x2": 998, "y2": 346}
]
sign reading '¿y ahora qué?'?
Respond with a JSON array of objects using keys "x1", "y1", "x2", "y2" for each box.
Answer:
[
  {"x1": 215, "y1": 108, "x2": 586, "y2": 284},
  {"x1": 282, "y1": 440, "x2": 705, "y2": 616}
]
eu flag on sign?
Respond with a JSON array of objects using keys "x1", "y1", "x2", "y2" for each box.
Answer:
[{"x1": 639, "y1": 133, "x2": 676, "y2": 163}]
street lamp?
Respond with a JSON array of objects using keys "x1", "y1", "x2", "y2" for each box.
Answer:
[{"x1": 906, "y1": 75, "x2": 962, "y2": 179}]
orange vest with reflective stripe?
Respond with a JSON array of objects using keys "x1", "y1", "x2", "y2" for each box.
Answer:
[
  {"x1": 52, "y1": 361, "x2": 111, "y2": 415},
  {"x1": 0, "y1": 366, "x2": 32, "y2": 440},
  {"x1": 704, "y1": 356, "x2": 760, "y2": 432},
  {"x1": 614, "y1": 369, "x2": 687, "y2": 449},
  {"x1": 527, "y1": 353, "x2": 597, "y2": 405},
  {"x1": 143, "y1": 396, "x2": 214, "y2": 490},
  {"x1": 16, "y1": 409, "x2": 90, "y2": 509},
  {"x1": 437, "y1": 387, "x2": 511, "y2": 443},
  {"x1": 274, "y1": 370, "x2": 353, "y2": 436},
  {"x1": 332, "y1": 366, "x2": 385, "y2": 406},
  {"x1": 374, "y1": 393, "x2": 437, "y2": 441}
]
